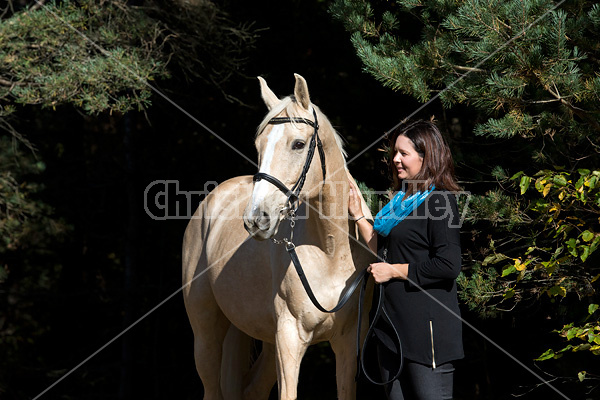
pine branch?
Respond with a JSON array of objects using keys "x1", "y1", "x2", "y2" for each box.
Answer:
[
  {"x1": 543, "y1": 82, "x2": 600, "y2": 133},
  {"x1": 451, "y1": 64, "x2": 487, "y2": 73},
  {"x1": 29, "y1": 0, "x2": 45, "y2": 12}
]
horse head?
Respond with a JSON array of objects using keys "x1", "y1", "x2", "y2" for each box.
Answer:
[{"x1": 243, "y1": 74, "x2": 333, "y2": 240}]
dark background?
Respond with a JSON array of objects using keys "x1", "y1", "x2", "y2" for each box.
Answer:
[{"x1": 3, "y1": 1, "x2": 586, "y2": 399}]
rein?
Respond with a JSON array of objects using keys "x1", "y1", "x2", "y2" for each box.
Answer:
[{"x1": 253, "y1": 107, "x2": 403, "y2": 385}]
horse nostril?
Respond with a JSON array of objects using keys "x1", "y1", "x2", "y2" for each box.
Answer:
[{"x1": 256, "y1": 211, "x2": 270, "y2": 231}]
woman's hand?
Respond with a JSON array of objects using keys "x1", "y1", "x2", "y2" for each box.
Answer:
[
  {"x1": 348, "y1": 179, "x2": 363, "y2": 219},
  {"x1": 348, "y1": 177, "x2": 378, "y2": 253},
  {"x1": 368, "y1": 263, "x2": 409, "y2": 284}
]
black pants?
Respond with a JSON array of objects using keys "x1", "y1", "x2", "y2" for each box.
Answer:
[{"x1": 377, "y1": 345, "x2": 454, "y2": 400}]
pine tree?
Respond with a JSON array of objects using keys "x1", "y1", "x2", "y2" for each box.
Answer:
[
  {"x1": 332, "y1": 0, "x2": 600, "y2": 392},
  {"x1": 331, "y1": 0, "x2": 600, "y2": 146},
  {"x1": 0, "y1": 1, "x2": 256, "y2": 396}
]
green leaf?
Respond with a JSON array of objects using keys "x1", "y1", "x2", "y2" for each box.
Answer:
[
  {"x1": 591, "y1": 236, "x2": 600, "y2": 253},
  {"x1": 573, "y1": 343, "x2": 591, "y2": 352},
  {"x1": 483, "y1": 253, "x2": 509, "y2": 266},
  {"x1": 525, "y1": 246, "x2": 535, "y2": 255},
  {"x1": 578, "y1": 371, "x2": 586, "y2": 382},
  {"x1": 502, "y1": 265, "x2": 516, "y2": 277},
  {"x1": 556, "y1": 225, "x2": 569, "y2": 238},
  {"x1": 566, "y1": 238, "x2": 579, "y2": 256},
  {"x1": 504, "y1": 288, "x2": 515, "y2": 299},
  {"x1": 535, "y1": 349, "x2": 555, "y2": 361},
  {"x1": 566, "y1": 327, "x2": 579, "y2": 340},
  {"x1": 575, "y1": 175, "x2": 586, "y2": 191},
  {"x1": 553, "y1": 175, "x2": 568, "y2": 186},
  {"x1": 510, "y1": 171, "x2": 524, "y2": 181},
  {"x1": 535, "y1": 178, "x2": 544, "y2": 191},
  {"x1": 580, "y1": 245, "x2": 590, "y2": 262},
  {"x1": 578, "y1": 169, "x2": 591, "y2": 176},
  {"x1": 589, "y1": 304, "x2": 599, "y2": 315},
  {"x1": 581, "y1": 230, "x2": 594, "y2": 242},
  {"x1": 542, "y1": 261, "x2": 557, "y2": 275},
  {"x1": 520, "y1": 175, "x2": 531, "y2": 194}
]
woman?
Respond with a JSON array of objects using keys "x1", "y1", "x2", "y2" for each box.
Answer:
[{"x1": 348, "y1": 120, "x2": 463, "y2": 399}]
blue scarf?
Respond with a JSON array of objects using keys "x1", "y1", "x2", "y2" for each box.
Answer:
[{"x1": 374, "y1": 185, "x2": 435, "y2": 237}]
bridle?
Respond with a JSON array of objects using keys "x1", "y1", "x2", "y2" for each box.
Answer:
[{"x1": 253, "y1": 108, "x2": 326, "y2": 215}]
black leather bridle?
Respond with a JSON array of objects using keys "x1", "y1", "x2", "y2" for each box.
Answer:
[{"x1": 253, "y1": 108, "x2": 326, "y2": 213}]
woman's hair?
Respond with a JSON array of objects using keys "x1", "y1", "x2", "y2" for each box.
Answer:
[{"x1": 386, "y1": 120, "x2": 460, "y2": 195}]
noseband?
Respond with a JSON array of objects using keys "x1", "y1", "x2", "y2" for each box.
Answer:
[{"x1": 253, "y1": 108, "x2": 326, "y2": 212}]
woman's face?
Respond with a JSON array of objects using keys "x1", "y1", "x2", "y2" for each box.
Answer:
[{"x1": 393, "y1": 134, "x2": 423, "y2": 181}]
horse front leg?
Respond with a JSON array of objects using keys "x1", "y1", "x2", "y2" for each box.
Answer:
[
  {"x1": 275, "y1": 314, "x2": 312, "y2": 400},
  {"x1": 185, "y1": 288, "x2": 230, "y2": 400},
  {"x1": 330, "y1": 325, "x2": 360, "y2": 400}
]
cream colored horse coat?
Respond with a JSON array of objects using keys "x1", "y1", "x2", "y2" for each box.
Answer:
[{"x1": 182, "y1": 74, "x2": 373, "y2": 400}]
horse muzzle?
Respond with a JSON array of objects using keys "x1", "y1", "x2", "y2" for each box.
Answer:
[{"x1": 243, "y1": 205, "x2": 281, "y2": 240}]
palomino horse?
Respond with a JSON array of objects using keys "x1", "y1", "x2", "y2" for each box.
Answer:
[{"x1": 182, "y1": 74, "x2": 374, "y2": 399}]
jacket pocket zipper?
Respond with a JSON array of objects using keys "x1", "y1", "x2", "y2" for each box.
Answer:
[{"x1": 429, "y1": 320, "x2": 436, "y2": 369}]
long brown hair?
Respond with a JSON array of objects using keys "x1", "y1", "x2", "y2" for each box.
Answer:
[{"x1": 386, "y1": 120, "x2": 460, "y2": 195}]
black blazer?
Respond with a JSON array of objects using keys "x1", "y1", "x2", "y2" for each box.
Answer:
[{"x1": 375, "y1": 191, "x2": 464, "y2": 367}]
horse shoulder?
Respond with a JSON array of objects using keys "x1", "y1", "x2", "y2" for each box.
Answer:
[{"x1": 182, "y1": 176, "x2": 253, "y2": 286}]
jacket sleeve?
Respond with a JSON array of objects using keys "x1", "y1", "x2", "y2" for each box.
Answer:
[{"x1": 407, "y1": 193, "x2": 462, "y2": 287}]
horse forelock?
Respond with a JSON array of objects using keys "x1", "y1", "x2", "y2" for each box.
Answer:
[{"x1": 256, "y1": 96, "x2": 347, "y2": 161}]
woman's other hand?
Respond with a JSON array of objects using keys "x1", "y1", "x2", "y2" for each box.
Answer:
[{"x1": 368, "y1": 263, "x2": 409, "y2": 284}]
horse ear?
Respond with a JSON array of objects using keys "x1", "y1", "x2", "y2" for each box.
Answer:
[
  {"x1": 258, "y1": 76, "x2": 279, "y2": 110},
  {"x1": 293, "y1": 73, "x2": 311, "y2": 110}
]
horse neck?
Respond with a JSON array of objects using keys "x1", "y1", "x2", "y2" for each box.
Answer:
[{"x1": 303, "y1": 132, "x2": 350, "y2": 257}]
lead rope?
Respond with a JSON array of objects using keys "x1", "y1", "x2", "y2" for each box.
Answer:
[
  {"x1": 358, "y1": 281, "x2": 404, "y2": 385},
  {"x1": 273, "y1": 211, "x2": 368, "y2": 313},
  {"x1": 358, "y1": 242, "x2": 404, "y2": 385}
]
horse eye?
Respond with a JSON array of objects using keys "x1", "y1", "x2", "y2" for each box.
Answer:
[{"x1": 292, "y1": 140, "x2": 305, "y2": 150}]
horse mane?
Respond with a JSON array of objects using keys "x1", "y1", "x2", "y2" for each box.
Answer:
[{"x1": 256, "y1": 96, "x2": 348, "y2": 160}]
